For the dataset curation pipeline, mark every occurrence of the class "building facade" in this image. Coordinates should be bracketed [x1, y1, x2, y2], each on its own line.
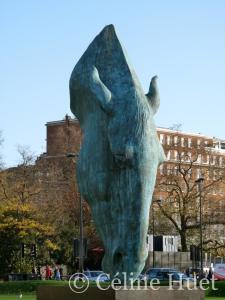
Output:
[37, 115, 225, 253]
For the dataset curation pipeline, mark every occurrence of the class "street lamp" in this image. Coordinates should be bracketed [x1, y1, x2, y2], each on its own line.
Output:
[152, 199, 161, 268]
[195, 177, 204, 278]
[66, 153, 84, 273]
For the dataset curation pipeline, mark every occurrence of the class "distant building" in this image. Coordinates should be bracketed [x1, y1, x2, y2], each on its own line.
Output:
[38, 114, 82, 160]
[146, 234, 179, 252]
[41, 115, 225, 168]
[37, 115, 225, 249]
[154, 127, 225, 249]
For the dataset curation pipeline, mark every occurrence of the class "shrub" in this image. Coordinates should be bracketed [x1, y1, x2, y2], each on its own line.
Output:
[206, 281, 225, 297]
[0, 280, 67, 294]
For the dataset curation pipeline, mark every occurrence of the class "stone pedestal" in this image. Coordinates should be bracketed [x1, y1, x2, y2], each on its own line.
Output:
[37, 286, 204, 300]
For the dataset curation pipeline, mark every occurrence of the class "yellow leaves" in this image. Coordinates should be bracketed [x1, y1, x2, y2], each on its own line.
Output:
[18, 230, 27, 238]
[44, 239, 59, 251]
[0, 175, 55, 241]
[0, 216, 54, 237]
[2, 202, 34, 214]
[0, 161, 64, 270]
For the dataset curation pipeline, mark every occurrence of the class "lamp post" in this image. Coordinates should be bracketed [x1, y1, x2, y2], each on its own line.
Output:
[152, 204, 155, 268]
[195, 177, 204, 278]
[152, 199, 161, 268]
[78, 192, 84, 273]
[67, 153, 84, 273]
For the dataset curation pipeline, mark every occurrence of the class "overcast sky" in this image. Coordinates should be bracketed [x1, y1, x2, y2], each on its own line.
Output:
[1, 0, 225, 166]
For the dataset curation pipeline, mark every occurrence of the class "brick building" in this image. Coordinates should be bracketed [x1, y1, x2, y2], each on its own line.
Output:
[156, 127, 225, 199]
[40, 114, 82, 159]
[37, 115, 225, 252]
[40, 115, 225, 189]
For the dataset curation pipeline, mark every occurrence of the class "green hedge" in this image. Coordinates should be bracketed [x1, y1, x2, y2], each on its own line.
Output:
[0, 279, 170, 294]
[2, 279, 224, 296]
[206, 281, 225, 297]
[0, 280, 67, 294]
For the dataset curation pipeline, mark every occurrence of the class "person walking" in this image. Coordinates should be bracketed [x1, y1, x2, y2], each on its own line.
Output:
[207, 267, 213, 281]
[45, 265, 52, 280]
[59, 266, 63, 280]
[55, 267, 61, 280]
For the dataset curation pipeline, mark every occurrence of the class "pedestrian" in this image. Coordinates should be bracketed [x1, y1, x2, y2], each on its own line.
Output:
[207, 267, 213, 281]
[45, 265, 52, 280]
[55, 267, 61, 280]
[59, 266, 63, 280]
[185, 268, 190, 277]
[53, 267, 57, 279]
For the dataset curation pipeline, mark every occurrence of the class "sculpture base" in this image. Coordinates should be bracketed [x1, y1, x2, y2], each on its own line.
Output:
[37, 286, 204, 300]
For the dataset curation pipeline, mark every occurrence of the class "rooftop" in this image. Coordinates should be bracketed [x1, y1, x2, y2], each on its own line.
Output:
[45, 115, 225, 147]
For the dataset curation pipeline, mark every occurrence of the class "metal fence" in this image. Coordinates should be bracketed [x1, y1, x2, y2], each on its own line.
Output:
[146, 251, 192, 271]
[146, 251, 225, 271]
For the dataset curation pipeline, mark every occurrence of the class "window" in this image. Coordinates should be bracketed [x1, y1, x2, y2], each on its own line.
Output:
[188, 152, 192, 161]
[167, 135, 171, 145]
[197, 154, 201, 163]
[187, 168, 192, 176]
[181, 137, 184, 147]
[181, 151, 185, 161]
[167, 167, 171, 175]
[164, 165, 167, 175]
[160, 134, 164, 144]
[168, 238, 173, 245]
[167, 150, 171, 160]
[188, 138, 192, 148]
[174, 166, 178, 175]
[174, 150, 178, 160]
[159, 164, 164, 175]
[196, 168, 201, 178]
[174, 136, 178, 145]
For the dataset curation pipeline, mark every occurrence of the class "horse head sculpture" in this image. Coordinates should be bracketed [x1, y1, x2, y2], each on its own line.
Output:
[69, 24, 165, 281]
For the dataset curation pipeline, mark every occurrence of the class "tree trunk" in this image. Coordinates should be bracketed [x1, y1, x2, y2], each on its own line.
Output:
[180, 230, 188, 252]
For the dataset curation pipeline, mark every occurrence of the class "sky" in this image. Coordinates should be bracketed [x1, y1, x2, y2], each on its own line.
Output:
[1, 0, 225, 167]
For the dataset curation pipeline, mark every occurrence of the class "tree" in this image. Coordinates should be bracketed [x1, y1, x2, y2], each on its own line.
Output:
[0, 146, 57, 273]
[0, 143, 104, 273]
[154, 133, 225, 252]
[0, 131, 4, 170]
[35, 155, 100, 269]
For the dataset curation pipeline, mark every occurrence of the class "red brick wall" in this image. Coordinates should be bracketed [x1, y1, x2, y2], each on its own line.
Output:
[46, 117, 82, 156]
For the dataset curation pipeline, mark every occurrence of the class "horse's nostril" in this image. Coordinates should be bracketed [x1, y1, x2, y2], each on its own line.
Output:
[113, 251, 123, 266]
[113, 153, 133, 169]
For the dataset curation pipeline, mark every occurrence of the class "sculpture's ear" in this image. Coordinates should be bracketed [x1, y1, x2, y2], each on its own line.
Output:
[90, 66, 114, 116]
[146, 75, 160, 115]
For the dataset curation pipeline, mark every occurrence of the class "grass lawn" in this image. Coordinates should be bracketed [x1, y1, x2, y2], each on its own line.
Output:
[206, 298, 225, 300]
[0, 295, 224, 300]
[0, 295, 36, 300]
